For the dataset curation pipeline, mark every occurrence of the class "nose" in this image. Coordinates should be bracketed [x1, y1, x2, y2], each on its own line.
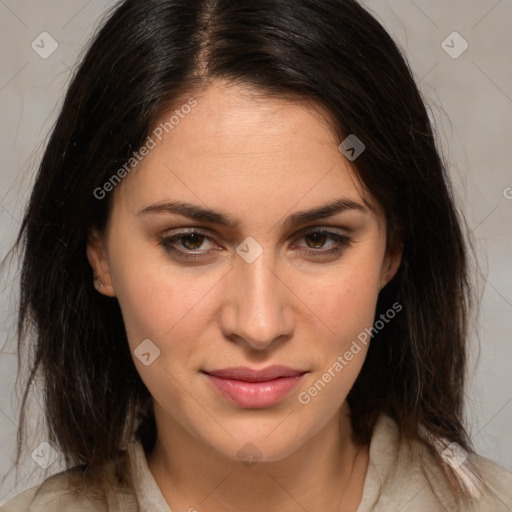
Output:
[219, 249, 295, 351]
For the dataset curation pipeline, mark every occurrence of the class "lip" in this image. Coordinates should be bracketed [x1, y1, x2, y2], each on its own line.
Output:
[202, 366, 308, 408]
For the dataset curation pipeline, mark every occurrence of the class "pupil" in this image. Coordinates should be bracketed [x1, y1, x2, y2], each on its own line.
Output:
[307, 233, 326, 248]
[183, 234, 204, 250]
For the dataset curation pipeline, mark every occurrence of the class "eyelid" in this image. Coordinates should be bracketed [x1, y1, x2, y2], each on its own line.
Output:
[160, 225, 350, 244]
[298, 225, 350, 236]
[162, 226, 213, 238]
[159, 225, 352, 260]
[290, 227, 352, 251]
[159, 227, 220, 258]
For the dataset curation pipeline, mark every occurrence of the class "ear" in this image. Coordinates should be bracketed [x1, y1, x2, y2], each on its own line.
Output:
[86, 227, 116, 297]
[379, 241, 403, 291]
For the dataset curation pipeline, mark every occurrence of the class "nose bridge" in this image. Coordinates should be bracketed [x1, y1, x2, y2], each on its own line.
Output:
[224, 242, 292, 349]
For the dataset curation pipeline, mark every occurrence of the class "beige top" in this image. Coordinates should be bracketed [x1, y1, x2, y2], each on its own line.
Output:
[2, 414, 511, 511]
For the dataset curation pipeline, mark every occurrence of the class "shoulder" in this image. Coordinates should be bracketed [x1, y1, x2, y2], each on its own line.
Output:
[1, 466, 102, 512]
[463, 451, 512, 511]
[412, 422, 512, 511]
[365, 414, 512, 512]
[1, 454, 138, 512]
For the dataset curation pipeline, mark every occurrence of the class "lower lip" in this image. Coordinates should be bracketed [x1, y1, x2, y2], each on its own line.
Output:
[204, 373, 306, 408]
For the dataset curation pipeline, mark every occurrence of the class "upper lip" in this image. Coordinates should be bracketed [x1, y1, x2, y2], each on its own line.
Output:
[203, 365, 307, 382]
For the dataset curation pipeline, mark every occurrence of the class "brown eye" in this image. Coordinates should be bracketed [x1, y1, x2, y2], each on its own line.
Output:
[159, 228, 217, 260]
[180, 233, 206, 250]
[293, 228, 352, 258]
[304, 232, 329, 249]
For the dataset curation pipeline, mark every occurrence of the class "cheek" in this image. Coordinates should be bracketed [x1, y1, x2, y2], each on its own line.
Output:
[295, 260, 381, 348]
[110, 254, 218, 410]
[294, 268, 379, 412]
[109, 238, 219, 352]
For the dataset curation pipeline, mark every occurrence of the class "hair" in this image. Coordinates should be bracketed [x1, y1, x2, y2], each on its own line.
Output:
[8, 0, 478, 502]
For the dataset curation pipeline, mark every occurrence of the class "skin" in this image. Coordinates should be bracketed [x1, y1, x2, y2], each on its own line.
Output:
[87, 80, 402, 512]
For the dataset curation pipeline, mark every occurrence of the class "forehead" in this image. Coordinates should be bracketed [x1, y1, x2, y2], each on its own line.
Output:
[112, 81, 376, 222]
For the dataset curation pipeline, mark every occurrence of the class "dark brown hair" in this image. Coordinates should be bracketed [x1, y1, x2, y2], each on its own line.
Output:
[9, 0, 476, 500]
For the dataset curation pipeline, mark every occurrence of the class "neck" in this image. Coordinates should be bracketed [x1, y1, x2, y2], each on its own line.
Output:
[146, 403, 370, 512]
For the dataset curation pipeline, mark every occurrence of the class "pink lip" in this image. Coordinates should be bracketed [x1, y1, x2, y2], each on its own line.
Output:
[202, 366, 307, 408]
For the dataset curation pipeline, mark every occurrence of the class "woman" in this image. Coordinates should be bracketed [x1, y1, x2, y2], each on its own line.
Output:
[2, 0, 511, 511]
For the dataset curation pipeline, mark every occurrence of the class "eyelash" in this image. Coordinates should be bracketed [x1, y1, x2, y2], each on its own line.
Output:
[159, 227, 352, 261]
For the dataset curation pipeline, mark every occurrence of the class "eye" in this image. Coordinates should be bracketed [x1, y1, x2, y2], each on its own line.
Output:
[159, 229, 218, 260]
[159, 227, 353, 262]
[292, 228, 352, 257]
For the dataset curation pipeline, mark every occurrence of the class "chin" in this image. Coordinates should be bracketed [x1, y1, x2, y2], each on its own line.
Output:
[199, 419, 312, 465]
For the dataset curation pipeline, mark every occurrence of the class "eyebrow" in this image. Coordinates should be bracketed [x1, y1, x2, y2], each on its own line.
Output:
[138, 197, 368, 229]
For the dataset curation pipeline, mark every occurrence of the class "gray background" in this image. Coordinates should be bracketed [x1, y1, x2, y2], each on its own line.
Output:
[1, 0, 511, 505]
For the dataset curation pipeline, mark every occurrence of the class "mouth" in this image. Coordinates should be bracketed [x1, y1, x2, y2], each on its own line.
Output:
[201, 366, 308, 408]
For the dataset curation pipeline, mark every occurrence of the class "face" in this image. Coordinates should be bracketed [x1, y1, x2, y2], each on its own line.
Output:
[87, 80, 401, 463]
